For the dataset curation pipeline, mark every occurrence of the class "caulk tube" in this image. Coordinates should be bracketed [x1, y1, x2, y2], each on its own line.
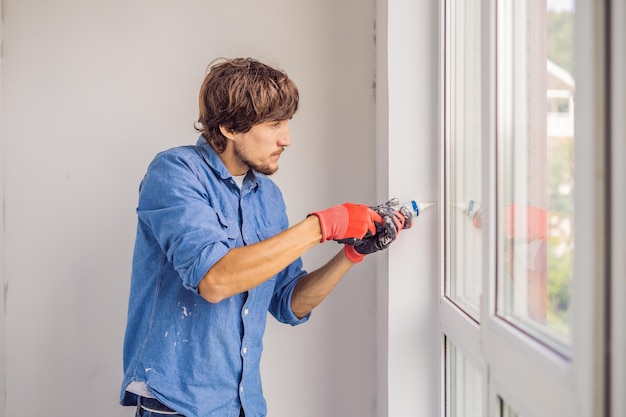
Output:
[387, 198, 437, 218]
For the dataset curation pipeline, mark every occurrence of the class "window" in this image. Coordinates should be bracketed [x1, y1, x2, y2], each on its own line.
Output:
[441, 0, 610, 416]
[445, 338, 483, 417]
[445, 0, 483, 321]
[496, 0, 574, 354]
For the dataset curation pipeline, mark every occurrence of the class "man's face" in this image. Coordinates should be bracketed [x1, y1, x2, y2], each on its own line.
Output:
[231, 120, 291, 175]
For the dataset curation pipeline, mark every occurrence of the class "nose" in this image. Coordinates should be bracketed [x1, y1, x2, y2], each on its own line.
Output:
[278, 123, 291, 147]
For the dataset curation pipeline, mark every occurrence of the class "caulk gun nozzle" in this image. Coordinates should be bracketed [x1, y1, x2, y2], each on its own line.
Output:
[418, 201, 437, 210]
[416, 201, 437, 215]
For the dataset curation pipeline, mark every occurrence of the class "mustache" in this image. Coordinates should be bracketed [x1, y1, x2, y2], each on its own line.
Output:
[272, 147, 285, 155]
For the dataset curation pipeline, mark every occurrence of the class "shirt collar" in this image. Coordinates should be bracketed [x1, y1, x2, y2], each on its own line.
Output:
[195, 136, 259, 190]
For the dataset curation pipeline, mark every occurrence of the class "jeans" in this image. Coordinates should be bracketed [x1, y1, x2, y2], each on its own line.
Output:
[134, 396, 245, 417]
[135, 396, 183, 417]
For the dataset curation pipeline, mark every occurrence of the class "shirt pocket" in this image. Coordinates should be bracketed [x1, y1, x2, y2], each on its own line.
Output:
[214, 210, 240, 246]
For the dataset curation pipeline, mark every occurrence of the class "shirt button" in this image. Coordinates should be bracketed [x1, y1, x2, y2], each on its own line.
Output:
[242, 347, 247, 354]
[243, 309, 249, 316]
[240, 385, 244, 393]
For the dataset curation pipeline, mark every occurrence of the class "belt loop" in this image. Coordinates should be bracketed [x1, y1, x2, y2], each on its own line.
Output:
[136, 397, 144, 417]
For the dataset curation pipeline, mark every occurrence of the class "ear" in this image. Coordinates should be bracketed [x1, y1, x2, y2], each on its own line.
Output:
[219, 125, 236, 140]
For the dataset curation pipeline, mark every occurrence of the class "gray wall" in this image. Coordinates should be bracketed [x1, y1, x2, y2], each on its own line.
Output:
[1, 0, 441, 416]
[2, 1, 377, 416]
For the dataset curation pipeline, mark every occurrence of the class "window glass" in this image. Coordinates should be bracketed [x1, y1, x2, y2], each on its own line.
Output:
[445, 0, 483, 320]
[496, 0, 575, 351]
[446, 338, 483, 417]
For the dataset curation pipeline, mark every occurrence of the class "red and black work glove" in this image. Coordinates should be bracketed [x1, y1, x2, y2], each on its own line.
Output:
[341, 199, 413, 263]
[309, 203, 383, 243]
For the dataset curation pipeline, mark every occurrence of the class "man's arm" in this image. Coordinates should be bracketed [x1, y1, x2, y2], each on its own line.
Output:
[289, 202, 412, 318]
[290, 250, 355, 319]
[198, 215, 322, 303]
[198, 202, 382, 304]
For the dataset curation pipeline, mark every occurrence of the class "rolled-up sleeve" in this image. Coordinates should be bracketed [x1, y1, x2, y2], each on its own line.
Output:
[268, 258, 311, 326]
[136, 151, 229, 292]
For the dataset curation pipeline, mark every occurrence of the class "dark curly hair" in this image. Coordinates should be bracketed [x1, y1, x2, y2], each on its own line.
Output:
[195, 58, 300, 153]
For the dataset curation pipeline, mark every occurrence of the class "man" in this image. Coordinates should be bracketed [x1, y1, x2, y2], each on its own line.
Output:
[120, 57, 411, 417]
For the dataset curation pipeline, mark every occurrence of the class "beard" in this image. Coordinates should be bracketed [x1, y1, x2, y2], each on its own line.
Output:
[233, 143, 279, 176]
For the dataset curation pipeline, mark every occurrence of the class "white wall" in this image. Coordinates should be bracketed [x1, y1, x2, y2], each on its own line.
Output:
[379, 1, 441, 416]
[2, 1, 378, 416]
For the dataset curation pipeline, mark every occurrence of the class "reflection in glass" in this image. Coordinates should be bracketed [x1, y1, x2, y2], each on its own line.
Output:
[446, 338, 483, 417]
[496, 0, 575, 351]
[446, 0, 483, 320]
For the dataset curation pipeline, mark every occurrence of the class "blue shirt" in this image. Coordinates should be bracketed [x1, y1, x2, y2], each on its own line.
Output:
[120, 136, 310, 417]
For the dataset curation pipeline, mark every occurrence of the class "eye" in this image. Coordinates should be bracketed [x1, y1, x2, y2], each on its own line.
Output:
[270, 121, 281, 128]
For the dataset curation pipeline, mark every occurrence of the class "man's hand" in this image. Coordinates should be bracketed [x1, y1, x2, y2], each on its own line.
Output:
[382, 197, 413, 230]
[342, 199, 413, 263]
[309, 203, 383, 243]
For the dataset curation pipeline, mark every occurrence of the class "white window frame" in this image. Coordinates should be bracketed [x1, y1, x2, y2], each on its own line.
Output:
[439, 0, 612, 416]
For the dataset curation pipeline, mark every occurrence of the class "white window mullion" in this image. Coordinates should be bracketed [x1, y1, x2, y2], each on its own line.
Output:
[572, 1, 610, 416]
[481, 0, 498, 416]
